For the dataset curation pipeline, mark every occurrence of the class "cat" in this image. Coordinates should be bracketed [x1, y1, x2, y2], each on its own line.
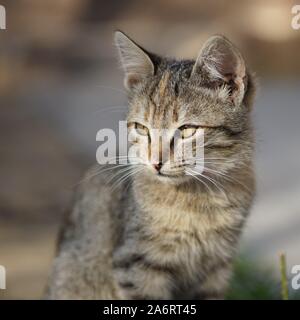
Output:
[45, 31, 256, 299]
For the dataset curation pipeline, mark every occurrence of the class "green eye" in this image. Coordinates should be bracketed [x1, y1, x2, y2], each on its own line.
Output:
[180, 125, 197, 139]
[135, 123, 149, 136]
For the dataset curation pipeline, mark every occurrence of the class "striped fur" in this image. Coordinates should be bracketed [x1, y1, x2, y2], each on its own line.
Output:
[45, 33, 256, 300]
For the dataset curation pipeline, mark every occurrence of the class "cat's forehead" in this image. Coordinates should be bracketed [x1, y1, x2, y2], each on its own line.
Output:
[128, 78, 181, 128]
[151, 60, 193, 96]
[127, 64, 191, 126]
[127, 62, 235, 128]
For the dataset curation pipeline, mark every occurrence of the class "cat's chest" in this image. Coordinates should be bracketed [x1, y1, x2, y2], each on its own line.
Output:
[135, 207, 209, 274]
[146, 207, 201, 232]
[137, 203, 239, 265]
[141, 207, 208, 252]
[140, 197, 228, 237]
[133, 188, 238, 267]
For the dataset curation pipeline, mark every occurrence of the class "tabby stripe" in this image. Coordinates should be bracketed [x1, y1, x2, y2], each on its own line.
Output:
[118, 281, 136, 289]
[112, 254, 144, 269]
[140, 260, 176, 275]
[113, 254, 175, 275]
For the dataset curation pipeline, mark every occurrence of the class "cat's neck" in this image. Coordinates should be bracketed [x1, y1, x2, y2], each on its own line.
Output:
[132, 173, 230, 214]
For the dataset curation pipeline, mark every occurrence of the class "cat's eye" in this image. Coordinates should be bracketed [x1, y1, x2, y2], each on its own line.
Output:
[180, 125, 198, 139]
[135, 123, 149, 136]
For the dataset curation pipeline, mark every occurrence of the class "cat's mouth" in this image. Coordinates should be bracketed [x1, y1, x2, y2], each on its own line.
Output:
[149, 162, 188, 179]
[154, 169, 187, 180]
[157, 172, 178, 178]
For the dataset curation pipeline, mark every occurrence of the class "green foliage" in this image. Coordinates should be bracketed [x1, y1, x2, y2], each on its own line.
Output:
[279, 253, 289, 300]
[226, 257, 300, 300]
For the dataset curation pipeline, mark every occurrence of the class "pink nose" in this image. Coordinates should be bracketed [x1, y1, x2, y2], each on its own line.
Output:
[153, 163, 162, 172]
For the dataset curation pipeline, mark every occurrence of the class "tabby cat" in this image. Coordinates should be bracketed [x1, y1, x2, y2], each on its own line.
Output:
[45, 31, 256, 299]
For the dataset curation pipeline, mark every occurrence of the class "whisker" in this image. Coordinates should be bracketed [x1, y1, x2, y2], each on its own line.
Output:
[188, 168, 227, 199]
[107, 165, 136, 185]
[202, 166, 252, 192]
[71, 164, 130, 188]
[185, 168, 213, 194]
[110, 166, 143, 191]
[97, 155, 140, 164]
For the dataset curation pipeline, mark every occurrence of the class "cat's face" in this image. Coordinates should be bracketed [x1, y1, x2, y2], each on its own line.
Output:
[115, 32, 255, 184]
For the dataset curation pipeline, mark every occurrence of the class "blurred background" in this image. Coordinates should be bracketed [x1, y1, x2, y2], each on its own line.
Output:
[0, 0, 300, 299]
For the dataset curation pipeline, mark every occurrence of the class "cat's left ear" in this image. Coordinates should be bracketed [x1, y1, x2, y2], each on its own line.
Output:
[192, 35, 247, 106]
[114, 31, 154, 91]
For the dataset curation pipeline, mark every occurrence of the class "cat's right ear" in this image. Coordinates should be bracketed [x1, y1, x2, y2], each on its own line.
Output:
[114, 31, 154, 91]
[191, 35, 247, 106]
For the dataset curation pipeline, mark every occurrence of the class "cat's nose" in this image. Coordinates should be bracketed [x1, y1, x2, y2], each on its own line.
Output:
[153, 162, 162, 172]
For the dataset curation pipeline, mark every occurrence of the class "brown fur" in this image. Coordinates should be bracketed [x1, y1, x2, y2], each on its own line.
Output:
[45, 32, 256, 299]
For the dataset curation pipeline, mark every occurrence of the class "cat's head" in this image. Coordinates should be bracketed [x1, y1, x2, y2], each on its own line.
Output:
[114, 31, 255, 184]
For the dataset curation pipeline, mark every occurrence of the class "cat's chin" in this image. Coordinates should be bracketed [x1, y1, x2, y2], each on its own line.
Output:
[156, 174, 189, 185]
[147, 171, 191, 185]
